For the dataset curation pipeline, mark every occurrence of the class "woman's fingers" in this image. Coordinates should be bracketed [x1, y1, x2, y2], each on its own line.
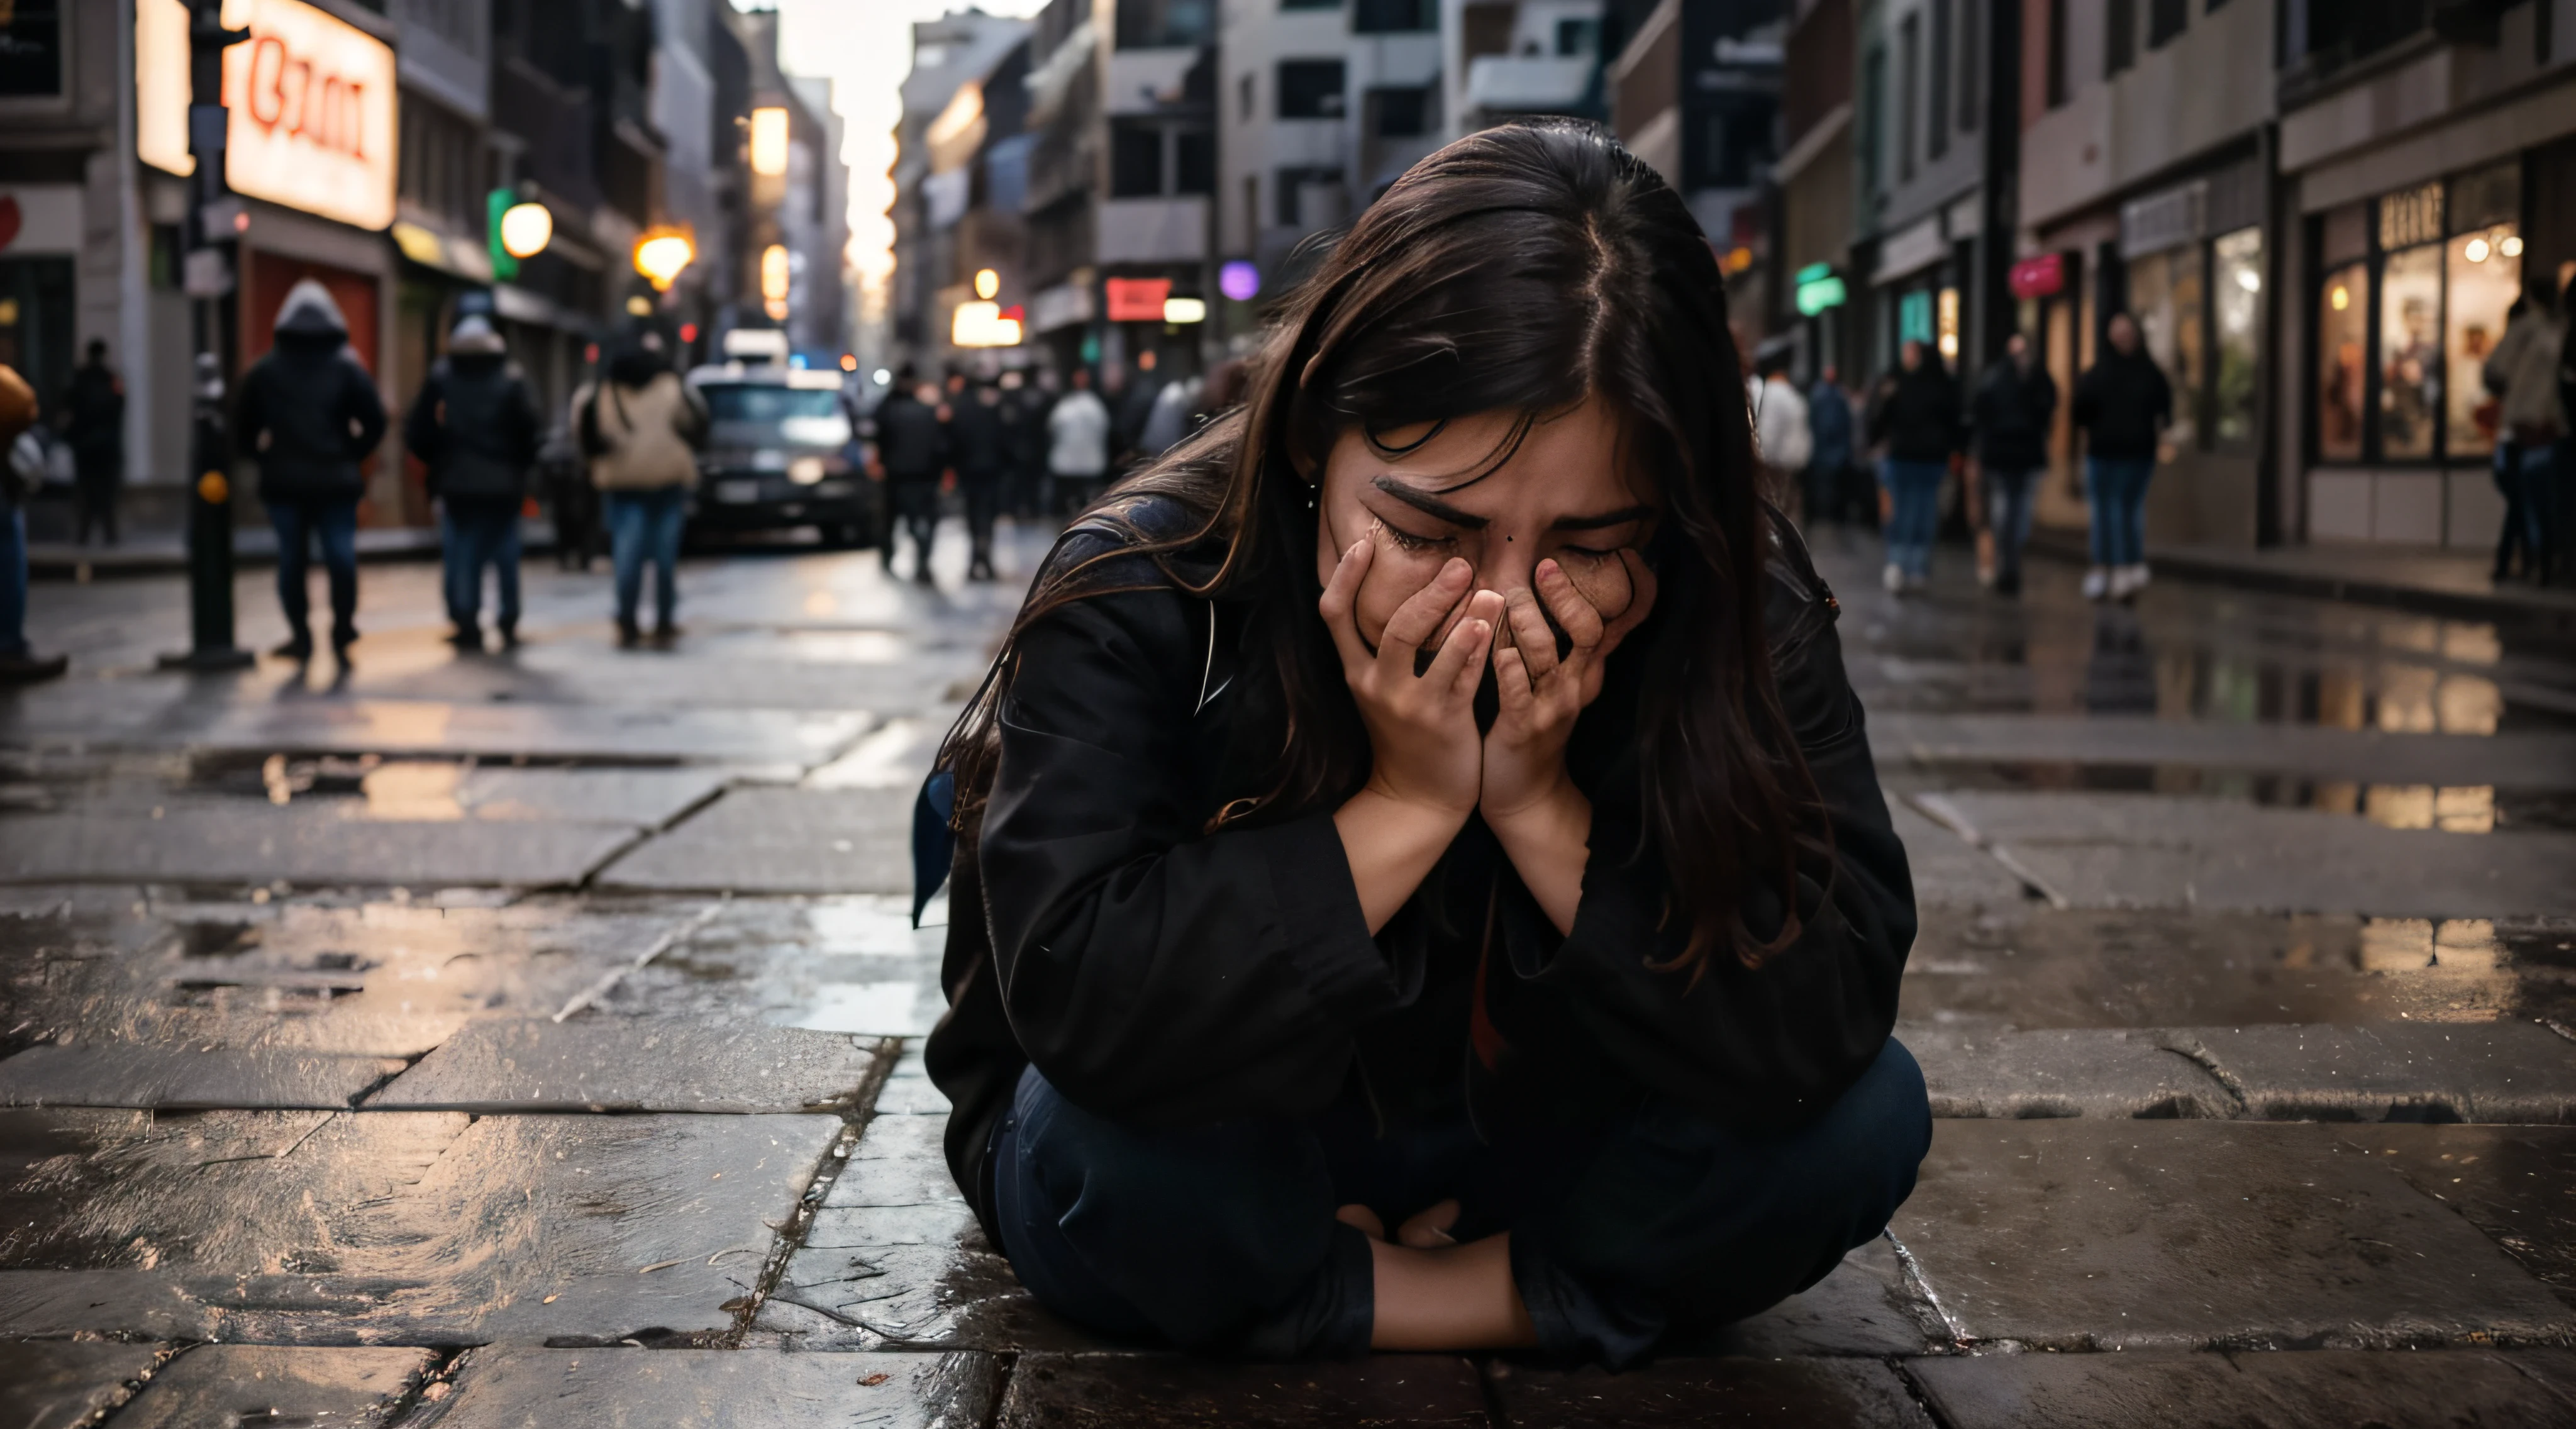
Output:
[1597, 550, 1658, 655]
[1317, 539, 1374, 669]
[1502, 586, 1560, 682]
[1335, 1203, 1387, 1242]
[1396, 1198, 1461, 1249]
[1424, 589, 1501, 696]
[1379, 557, 1473, 660]
[1535, 559, 1606, 655]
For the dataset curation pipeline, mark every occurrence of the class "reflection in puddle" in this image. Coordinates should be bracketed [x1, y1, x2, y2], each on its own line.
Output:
[782, 979, 924, 1036]
[1955, 762, 2546, 831]
[359, 762, 467, 821]
[779, 629, 908, 664]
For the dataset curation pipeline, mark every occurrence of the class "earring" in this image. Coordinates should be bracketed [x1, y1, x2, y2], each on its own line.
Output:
[1304, 484, 1318, 511]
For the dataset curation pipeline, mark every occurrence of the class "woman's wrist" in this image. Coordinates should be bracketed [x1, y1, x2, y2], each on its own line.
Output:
[1484, 776, 1592, 937]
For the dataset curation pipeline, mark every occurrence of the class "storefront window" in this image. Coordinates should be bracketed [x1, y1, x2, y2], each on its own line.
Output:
[2168, 246, 2205, 450]
[2443, 223, 2520, 459]
[2318, 262, 2367, 461]
[2377, 243, 2442, 460]
[2212, 228, 2261, 447]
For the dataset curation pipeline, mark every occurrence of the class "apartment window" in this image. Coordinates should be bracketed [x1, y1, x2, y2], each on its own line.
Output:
[1238, 72, 1254, 122]
[1111, 124, 1165, 197]
[1276, 165, 1342, 227]
[1959, 0, 1980, 133]
[2211, 227, 2262, 447]
[1116, 0, 1214, 48]
[1371, 86, 1430, 138]
[2045, 0, 2069, 107]
[1860, 45, 1887, 194]
[1897, 13, 1919, 182]
[1557, 18, 1599, 55]
[2148, 0, 2187, 47]
[0, 0, 63, 97]
[1701, 97, 1772, 189]
[1175, 130, 1216, 195]
[1277, 59, 1346, 118]
[2106, 0, 2136, 75]
[1353, 0, 1435, 32]
[1929, 0, 1952, 160]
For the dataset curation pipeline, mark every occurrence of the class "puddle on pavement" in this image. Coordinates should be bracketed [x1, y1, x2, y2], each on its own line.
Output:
[1926, 761, 2575, 833]
[597, 896, 943, 1038]
[1901, 905, 2576, 1030]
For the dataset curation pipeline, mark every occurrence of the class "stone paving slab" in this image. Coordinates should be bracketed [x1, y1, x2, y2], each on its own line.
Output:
[0, 1043, 405, 1109]
[1901, 1348, 2576, 1428]
[0, 1107, 838, 1344]
[0, 1337, 167, 1428]
[2335, 1124, 2576, 1296]
[992, 1354, 1491, 1428]
[1873, 711, 2576, 791]
[364, 1018, 880, 1113]
[1887, 1120, 2576, 1350]
[596, 788, 914, 895]
[193, 699, 870, 770]
[1904, 1026, 2238, 1120]
[424, 1347, 999, 1428]
[2165, 1021, 2576, 1123]
[0, 808, 640, 888]
[111, 1345, 435, 1428]
[1489, 1356, 1935, 1427]
[597, 895, 947, 1037]
[1692, 1237, 1946, 1358]
[1914, 791, 2576, 919]
[1890, 804, 2031, 909]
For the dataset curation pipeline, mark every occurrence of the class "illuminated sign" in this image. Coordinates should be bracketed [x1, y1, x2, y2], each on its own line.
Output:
[136, 0, 397, 232]
[1104, 276, 1170, 322]
[952, 301, 1022, 348]
[750, 107, 791, 177]
[1792, 262, 1846, 317]
[2007, 253, 2065, 300]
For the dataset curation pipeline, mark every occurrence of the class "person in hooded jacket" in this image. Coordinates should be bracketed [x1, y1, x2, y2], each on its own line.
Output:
[577, 326, 708, 646]
[408, 314, 543, 650]
[236, 279, 389, 662]
[1968, 333, 2057, 598]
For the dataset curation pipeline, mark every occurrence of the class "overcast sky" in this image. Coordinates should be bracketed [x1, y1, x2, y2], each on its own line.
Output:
[738, 0, 1049, 289]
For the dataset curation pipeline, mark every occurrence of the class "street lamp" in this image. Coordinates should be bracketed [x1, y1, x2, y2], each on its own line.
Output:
[499, 201, 552, 260]
[635, 230, 696, 292]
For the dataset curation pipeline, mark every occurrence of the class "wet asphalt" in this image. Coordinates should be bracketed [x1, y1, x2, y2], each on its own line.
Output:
[1, 515, 2573, 1426]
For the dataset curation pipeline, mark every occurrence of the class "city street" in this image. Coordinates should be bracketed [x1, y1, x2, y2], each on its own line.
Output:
[3, 519, 2573, 1426]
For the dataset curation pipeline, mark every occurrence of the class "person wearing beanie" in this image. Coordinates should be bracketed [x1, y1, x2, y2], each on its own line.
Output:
[235, 279, 389, 662]
[407, 313, 543, 650]
[573, 323, 708, 647]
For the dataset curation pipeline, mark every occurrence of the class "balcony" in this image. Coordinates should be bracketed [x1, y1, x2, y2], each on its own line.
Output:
[1097, 195, 1208, 264]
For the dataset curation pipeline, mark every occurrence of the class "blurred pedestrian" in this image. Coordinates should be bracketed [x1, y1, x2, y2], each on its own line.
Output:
[2072, 313, 2172, 603]
[1046, 367, 1110, 515]
[950, 375, 1009, 582]
[1197, 358, 1248, 431]
[236, 280, 387, 664]
[1109, 353, 1159, 473]
[58, 340, 125, 547]
[577, 327, 708, 647]
[1969, 332, 2057, 598]
[2485, 277, 2565, 584]
[1137, 369, 1202, 460]
[870, 364, 946, 583]
[1750, 353, 1811, 507]
[1865, 339, 1963, 594]
[408, 314, 542, 650]
[1805, 364, 1855, 525]
[997, 369, 1043, 520]
[0, 362, 65, 683]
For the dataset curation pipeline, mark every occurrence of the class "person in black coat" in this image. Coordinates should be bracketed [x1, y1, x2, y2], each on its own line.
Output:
[868, 364, 947, 582]
[59, 341, 125, 547]
[948, 376, 1010, 581]
[236, 279, 389, 662]
[1863, 340, 1963, 592]
[1968, 333, 2057, 597]
[919, 123, 1925, 1369]
[408, 314, 543, 649]
[2070, 313, 2172, 601]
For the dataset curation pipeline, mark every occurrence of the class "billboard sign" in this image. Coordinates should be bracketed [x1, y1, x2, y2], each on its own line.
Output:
[136, 0, 398, 233]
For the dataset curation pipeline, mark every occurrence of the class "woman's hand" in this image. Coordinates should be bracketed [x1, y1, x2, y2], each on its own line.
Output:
[1481, 551, 1656, 935]
[1323, 541, 1501, 933]
[1320, 541, 1499, 817]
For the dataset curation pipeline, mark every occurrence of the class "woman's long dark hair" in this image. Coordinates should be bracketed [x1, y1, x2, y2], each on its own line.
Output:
[940, 120, 1824, 976]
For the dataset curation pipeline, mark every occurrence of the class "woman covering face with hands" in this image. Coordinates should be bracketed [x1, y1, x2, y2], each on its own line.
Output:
[924, 121, 1929, 1369]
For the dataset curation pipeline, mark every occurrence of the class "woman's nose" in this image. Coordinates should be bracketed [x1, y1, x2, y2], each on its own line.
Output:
[1472, 540, 1540, 598]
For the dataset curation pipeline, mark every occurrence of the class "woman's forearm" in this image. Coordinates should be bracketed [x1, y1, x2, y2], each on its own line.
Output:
[1485, 779, 1592, 935]
[1333, 786, 1469, 934]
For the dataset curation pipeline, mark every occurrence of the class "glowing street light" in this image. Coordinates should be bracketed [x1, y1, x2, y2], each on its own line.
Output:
[952, 301, 1022, 347]
[750, 107, 790, 177]
[1162, 296, 1207, 324]
[974, 268, 1000, 300]
[498, 201, 553, 260]
[634, 230, 696, 291]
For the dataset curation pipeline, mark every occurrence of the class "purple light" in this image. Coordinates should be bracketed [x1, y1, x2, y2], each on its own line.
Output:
[1219, 260, 1261, 303]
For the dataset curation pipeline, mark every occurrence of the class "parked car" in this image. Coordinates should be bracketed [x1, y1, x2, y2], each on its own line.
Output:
[684, 364, 872, 548]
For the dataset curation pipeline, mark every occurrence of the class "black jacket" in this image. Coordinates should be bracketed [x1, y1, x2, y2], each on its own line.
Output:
[237, 333, 389, 503]
[60, 364, 125, 465]
[948, 389, 1009, 474]
[405, 353, 542, 503]
[1970, 359, 2057, 471]
[924, 499, 1917, 1242]
[2072, 349, 2172, 460]
[874, 391, 947, 482]
[1866, 364, 1965, 464]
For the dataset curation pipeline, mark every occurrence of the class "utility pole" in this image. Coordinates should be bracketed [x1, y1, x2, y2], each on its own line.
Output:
[159, 0, 254, 671]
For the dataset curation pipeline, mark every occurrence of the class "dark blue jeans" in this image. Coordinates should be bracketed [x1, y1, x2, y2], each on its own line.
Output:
[441, 496, 523, 630]
[2086, 457, 2155, 567]
[604, 487, 687, 630]
[0, 506, 26, 657]
[269, 496, 360, 643]
[1879, 459, 1946, 577]
[992, 1038, 1929, 1369]
[1984, 465, 2038, 584]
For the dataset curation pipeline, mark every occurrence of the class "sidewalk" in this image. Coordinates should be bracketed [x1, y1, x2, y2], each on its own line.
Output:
[2029, 527, 2576, 630]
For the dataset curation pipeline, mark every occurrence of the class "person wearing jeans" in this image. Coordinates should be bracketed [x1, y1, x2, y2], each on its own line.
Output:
[576, 325, 707, 646]
[408, 313, 541, 649]
[1968, 333, 2055, 598]
[1864, 339, 1963, 591]
[441, 498, 525, 639]
[604, 486, 687, 638]
[0, 362, 65, 683]
[2071, 313, 2172, 602]
[233, 280, 388, 661]
[267, 497, 361, 652]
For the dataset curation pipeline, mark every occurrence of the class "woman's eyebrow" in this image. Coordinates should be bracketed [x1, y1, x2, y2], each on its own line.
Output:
[1371, 475, 1487, 528]
[1550, 504, 1655, 532]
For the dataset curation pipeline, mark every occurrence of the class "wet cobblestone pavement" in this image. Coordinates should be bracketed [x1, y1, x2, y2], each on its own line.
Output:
[4, 521, 2575, 1426]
